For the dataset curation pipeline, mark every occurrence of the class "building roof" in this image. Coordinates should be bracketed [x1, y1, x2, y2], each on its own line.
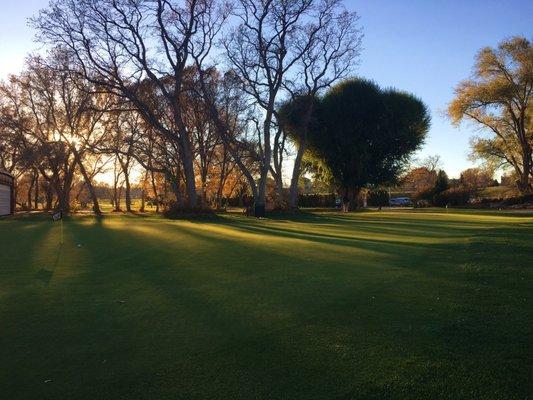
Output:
[0, 171, 14, 185]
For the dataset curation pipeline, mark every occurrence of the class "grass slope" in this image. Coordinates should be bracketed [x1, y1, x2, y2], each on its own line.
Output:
[0, 210, 531, 399]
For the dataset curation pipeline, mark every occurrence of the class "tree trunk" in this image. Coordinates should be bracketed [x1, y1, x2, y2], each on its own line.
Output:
[27, 175, 35, 211]
[139, 171, 147, 212]
[215, 186, 223, 210]
[112, 160, 121, 212]
[341, 187, 361, 212]
[273, 172, 284, 209]
[255, 112, 273, 217]
[58, 184, 71, 214]
[288, 103, 313, 210]
[166, 171, 183, 208]
[180, 135, 197, 209]
[216, 152, 228, 210]
[271, 128, 286, 209]
[341, 187, 349, 212]
[151, 170, 159, 213]
[73, 149, 101, 215]
[118, 187, 123, 210]
[113, 181, 120, 212]
[34, 174, 39, 211]
[45, 183, 53, 211]
[124, 174, 131, 212]
[117, 157, 132, 212]
[140, 189, 145, 212]
[255, 164, 269, 217]
[353, 187, 362, 210]
[518, 148, 532, 193]
[238, 187, 244, 207]
[200, 167, 208, 208]
[288, 138, 306, 209]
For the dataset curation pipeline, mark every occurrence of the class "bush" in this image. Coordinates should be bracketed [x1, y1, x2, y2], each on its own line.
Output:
[226, 195, 254, 207]
[501, 193, 533, 206]
[163, 201, 218, 219]
[414, 187, 435, 202]
[298, 193, 337, 208]
[433, 187, 473, 207]
[455, 192, 533, 209]
[412, 170, 449, 206]
[367, 189, 389, 207]
[414, 199, 431, 208]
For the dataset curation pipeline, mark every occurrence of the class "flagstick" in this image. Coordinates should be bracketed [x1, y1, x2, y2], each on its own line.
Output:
[60, 217, 64, 245]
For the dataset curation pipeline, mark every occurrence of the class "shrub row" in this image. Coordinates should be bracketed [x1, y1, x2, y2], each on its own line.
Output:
[433, 187, 473, 207]
[367, 189, 390, 207]
[298, 193, 337, 208]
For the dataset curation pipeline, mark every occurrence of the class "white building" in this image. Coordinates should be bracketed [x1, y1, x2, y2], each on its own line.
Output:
[0, 171, 14, 216]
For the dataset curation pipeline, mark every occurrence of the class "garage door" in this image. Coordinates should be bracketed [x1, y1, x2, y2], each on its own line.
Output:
[0, 184, 11, 216]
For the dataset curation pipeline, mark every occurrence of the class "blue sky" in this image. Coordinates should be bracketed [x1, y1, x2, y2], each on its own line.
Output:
[349, 0, 532, 176]
[0, 0, 531, 177]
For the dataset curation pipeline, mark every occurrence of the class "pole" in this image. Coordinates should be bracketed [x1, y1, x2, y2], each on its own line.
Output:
[60, 216, 64, 245]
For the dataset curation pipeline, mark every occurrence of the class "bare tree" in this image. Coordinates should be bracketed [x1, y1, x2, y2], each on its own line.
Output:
[1, 71, 73, 212]
[192, 64, 261, 203]
[33, 0, 230, 208]
[0, 52, 111, 214]
[222, 0, 361, 215]
[416, 155, 443, 173]
[27, 54, 107, 214]
[0, 93, 29, 177]
[97, 107, 144, 212]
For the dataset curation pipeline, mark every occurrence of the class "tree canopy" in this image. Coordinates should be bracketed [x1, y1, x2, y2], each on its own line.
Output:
[448, 36, 532, 193]
[306, 79, 430, 209]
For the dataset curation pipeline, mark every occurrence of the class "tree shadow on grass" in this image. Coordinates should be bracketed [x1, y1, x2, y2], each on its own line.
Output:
[4, 214, 530, 400]
[0, 216, 56, 287]
[50, 218, 438, 399]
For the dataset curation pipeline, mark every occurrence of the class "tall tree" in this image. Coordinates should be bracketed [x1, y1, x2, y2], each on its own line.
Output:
[0, 52, 111, 214]
[1, 71, 73, 212]
[33, 0, 230, 208]
[0, 92, 29, 178]
[448, 37, 532, 193]
[278, 94, 320, 205]
[24, 54, 106, 214]
[222, 0, 359, 216]
[308, 79, 430, 210]
[434, 170, 450, 194]
[100, 110, 141, 212]
[278, 2, 361, 209]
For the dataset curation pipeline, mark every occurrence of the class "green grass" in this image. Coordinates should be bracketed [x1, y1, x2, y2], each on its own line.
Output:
[1, 209, 531, 399]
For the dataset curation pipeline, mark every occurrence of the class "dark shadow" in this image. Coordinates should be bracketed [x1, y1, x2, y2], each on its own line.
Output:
[2, 212, 530, 400]
[34, 268, 54, 285]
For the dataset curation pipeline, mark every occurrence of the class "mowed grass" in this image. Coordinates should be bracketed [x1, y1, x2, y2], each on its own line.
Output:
[0, 209, 531, 400]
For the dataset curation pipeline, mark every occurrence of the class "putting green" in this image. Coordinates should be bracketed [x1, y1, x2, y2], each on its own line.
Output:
[1, 209, 531, 399]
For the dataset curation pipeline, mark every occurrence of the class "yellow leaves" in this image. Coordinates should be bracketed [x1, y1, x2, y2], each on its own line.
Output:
[448, 37, 532, 183]
[450, 36, 531, 118]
